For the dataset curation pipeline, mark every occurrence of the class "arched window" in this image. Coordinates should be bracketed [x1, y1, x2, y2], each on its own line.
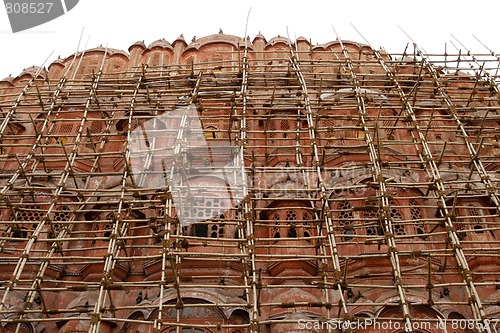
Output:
[160, 298, 227, 333]
[76, 58, 99, 77]
[390, 203, 405, 236]
[446, 311, 474, 333]
[450, 201, 496, 239]
[51, 204, 72, 237]
[167, 329, 208, 333]
[233, 203, 246, 239]
[280, 118, 290, 137]
[271, 219, 281, 239]
[0, 202, 38, 253]
[268, 207, 312, 240]
[426, 114, 457, 156]
[467, 204, 485, 234]
[379, 108, 396, 139]
[337, 200, 354, 241]
[266, 114, 307, 141]
[283, 210, 296, 238]
[150, 195, 184, 243]
[83, 120, 105, 150]
[363, 201, 382, 237]
[362, 199, 405, 236]
[318, 108, 362, 149]
[84, 204, 132, 245]
[2, 197, 75, 249]
[460, 202, 495, 239]
[151, 53, 161, 66]
[267, 116, 293, 139]
[209, 214, 225, 238]
[302, 213, 312, 238]
[0, 118, 25, 158]
[121, 311, 149, 333]
[191, 223, 208, 238]
[1, 322, 35, 333]
[184, 197, 227, 239]
[116, 113, 149, 132]
[35, 112, 108, 171]
[9, 203, 44, 238]
[90, 211, 116, 242]
[410, 198, 426, 239]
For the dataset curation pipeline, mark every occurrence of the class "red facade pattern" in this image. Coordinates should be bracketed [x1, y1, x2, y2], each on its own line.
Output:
[0, 32, 499, 332]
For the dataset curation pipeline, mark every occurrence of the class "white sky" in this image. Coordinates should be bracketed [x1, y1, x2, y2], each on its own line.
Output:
[1, 0, 499, 79]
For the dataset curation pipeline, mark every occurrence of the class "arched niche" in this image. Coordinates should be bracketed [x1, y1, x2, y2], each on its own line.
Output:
[30, 110, 113, 172]
[260, 199, 315, 242]
[259, 200, 317, 277]
[174, 175, 241, 243]
[263, 109, 309, 166]
[0, 185, 78, 256]
[120, 310, 150, 333]
[146, 294, 248, 333]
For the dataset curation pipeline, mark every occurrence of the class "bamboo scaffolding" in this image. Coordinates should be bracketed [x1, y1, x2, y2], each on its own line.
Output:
[367, 33, 496, 332]
[0, 35, 498, 333]
[288, 42, 349, 327]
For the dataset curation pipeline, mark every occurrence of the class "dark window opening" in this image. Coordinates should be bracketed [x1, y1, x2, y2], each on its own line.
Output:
[390, 206, 405, 236]
[272, 223, 281, 239]
[410, 199, 426, 239]
[366, 226, 378, 236]
[234, 229, 241, 239]
[193, 224, 208, 238]
[12, 228, 28, 239]
[270, 208, 313, 240]
[287, 226, 297, 238]
[210, 222, 225, 239]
